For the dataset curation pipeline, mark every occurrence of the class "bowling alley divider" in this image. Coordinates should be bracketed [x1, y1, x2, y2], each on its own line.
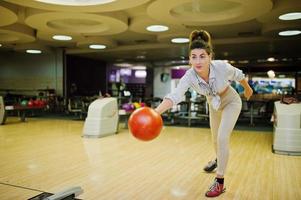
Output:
[27, 186, 83, 200]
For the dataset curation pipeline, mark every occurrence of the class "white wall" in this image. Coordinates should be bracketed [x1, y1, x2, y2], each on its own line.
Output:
[0, 49, 63, 96]
[153, 67, 171, 98]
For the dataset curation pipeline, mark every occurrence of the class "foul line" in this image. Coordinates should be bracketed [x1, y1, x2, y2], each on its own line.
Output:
[0, 181, 45, 193]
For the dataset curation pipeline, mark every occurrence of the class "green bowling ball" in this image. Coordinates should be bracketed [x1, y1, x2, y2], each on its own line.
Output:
[21, 100, 28, 106]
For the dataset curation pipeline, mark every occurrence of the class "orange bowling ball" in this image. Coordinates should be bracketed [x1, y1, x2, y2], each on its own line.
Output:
[128, 107, 163, 141]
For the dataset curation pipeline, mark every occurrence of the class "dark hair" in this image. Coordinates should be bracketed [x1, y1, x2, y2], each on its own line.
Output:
[189, 30, 213, 56]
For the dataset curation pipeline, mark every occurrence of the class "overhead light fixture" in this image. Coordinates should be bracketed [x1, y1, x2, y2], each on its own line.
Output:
[278, 30, 301, 36]
[26, 49, 42, 54]
[279, 12, 301, 20]
[146, 25, 169, 32]
[89, 44, 106, 49]
[267, 57, 275, 62]
[171, 38, 189, 43]
[0, 44, 2, 47]
[36, 0, 115, 6]
[52, 35, 72, 41]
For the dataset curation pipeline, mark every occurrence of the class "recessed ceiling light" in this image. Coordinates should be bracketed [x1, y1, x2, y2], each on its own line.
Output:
[26, 49, 42, 54]
[0, 44, 2, 47]
[89, 44, 106, 49]
[171, 38, 189, 43]
[267, 57, 275, 62]
[279, 30, 301, 36]
[36, 0, 115, 6]
[52, 35, 72, 41]
[279, 12, 301, 20]
[146, 25, 169, 32]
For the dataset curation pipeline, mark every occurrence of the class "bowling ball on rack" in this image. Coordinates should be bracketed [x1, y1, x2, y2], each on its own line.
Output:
[20, 100, 28, 106]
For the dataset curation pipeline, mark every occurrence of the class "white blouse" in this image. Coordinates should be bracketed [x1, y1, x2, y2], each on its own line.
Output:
[164, 60, 245, 110]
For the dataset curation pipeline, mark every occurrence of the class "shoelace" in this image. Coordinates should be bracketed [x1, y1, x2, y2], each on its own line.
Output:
[209, 181, 219, 191]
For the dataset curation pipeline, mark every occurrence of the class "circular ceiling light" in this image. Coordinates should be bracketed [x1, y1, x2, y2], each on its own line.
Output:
[146, 25, 169, 32]
[0, 44, 2, 47]
[278, 30, 301, 36]
[36, 0, 116, 6]
[279, 12, 301, 20]
[26, 49, 42, 54]
[171, 38, 189, 43]
[89, 44, 106, 49]
[52, 35, 72, 41]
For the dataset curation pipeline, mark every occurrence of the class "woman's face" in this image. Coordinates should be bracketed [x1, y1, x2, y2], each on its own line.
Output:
[189, 48, 211, 74]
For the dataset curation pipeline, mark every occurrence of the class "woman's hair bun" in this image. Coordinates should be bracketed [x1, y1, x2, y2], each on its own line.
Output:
[190, 30, 211, 44]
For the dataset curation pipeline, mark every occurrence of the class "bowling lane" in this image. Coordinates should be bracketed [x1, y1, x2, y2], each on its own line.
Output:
[0, 183, 41, 200]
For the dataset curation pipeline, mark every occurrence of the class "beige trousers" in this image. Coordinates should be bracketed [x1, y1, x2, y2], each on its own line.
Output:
[207, 86, 242, 176]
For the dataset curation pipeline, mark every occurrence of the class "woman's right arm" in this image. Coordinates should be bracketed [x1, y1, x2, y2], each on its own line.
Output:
[154, 98, 173, 114]
[154, 71, 191, 115]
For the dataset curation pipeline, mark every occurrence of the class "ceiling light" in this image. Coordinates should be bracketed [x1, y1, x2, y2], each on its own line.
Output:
[52, 35, 72, 41]
[267, 57, 275, 62]
[171, 38, 189, 43]
[146, 25, 169, 32]
[0, 44, 2, 47]
[26, 49, 42, 54]
[279, 12, 301, 20]
[36, 0, 115, 6]
[89, 44, 106, 49]
[278, 30, 301, 36]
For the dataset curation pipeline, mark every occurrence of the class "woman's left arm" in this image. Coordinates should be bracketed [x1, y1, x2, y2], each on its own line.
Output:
[239, 78, 253, 100]
[224, 61, 253, 100]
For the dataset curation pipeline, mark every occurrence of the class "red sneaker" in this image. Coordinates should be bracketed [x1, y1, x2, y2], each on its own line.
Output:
[205, 179, 226, 197]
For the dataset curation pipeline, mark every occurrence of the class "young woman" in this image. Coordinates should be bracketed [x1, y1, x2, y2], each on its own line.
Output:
[155, 30, 253, 197]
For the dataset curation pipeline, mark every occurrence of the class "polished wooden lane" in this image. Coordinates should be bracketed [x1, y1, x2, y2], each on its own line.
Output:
[0, 117, 300, 200]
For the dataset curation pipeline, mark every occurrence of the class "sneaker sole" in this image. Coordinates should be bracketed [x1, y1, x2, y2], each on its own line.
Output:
[205, 188, 226, 198]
